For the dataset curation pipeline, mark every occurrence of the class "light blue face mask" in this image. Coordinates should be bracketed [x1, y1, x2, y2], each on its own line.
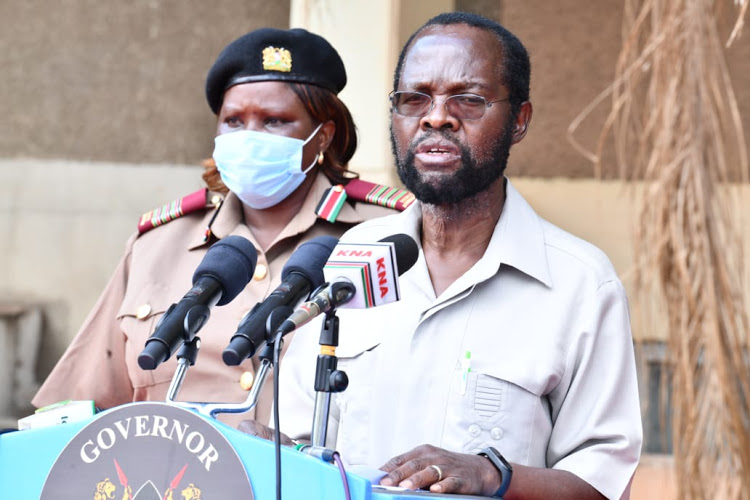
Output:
[212, 123, 323, 209]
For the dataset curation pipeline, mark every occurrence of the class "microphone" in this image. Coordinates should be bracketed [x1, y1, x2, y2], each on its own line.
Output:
[276, 234, 419, 336]
[221, 235, 339, 366]
[137, 235, 258, 370]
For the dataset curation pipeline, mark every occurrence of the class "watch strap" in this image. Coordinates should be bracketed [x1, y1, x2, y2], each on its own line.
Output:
[478, 447, 513, 498]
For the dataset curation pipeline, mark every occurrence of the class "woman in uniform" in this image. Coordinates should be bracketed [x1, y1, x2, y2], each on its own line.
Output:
[33, 27, 412, 428]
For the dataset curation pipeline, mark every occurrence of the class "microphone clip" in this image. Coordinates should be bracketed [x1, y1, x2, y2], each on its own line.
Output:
[311, 308, 349, 448]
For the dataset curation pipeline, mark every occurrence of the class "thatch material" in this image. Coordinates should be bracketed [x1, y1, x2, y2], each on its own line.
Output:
[569, 0, 749, 498]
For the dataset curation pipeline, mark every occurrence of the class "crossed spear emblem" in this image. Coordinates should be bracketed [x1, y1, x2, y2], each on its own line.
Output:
[114, 459, 188, 500]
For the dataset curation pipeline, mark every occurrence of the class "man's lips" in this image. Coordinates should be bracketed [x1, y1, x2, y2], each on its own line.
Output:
[413, 139, 461, 166]
[414, 139, 460, 155]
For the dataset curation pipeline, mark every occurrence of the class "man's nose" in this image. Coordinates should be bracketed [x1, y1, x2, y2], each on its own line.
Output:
[420, 98, 459, 130]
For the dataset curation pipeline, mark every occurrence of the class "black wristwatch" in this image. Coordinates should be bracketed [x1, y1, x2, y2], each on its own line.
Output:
[478, 447, 513, 498]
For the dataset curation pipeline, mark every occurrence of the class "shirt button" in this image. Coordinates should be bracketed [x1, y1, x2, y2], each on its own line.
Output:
[253, 264, 268, 281]
[490, 427, 504, 440]
[135, 303, 151, 319]
[468, 424, 481, 437]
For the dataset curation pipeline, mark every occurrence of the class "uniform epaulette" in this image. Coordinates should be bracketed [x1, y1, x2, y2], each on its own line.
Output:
[137, 188, 221, 234]
[315, 178, 416, 222]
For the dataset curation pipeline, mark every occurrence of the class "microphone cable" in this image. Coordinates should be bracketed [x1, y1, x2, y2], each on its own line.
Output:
[332, 451, 352, 500]
[272, 329, 284, 500]
[271, 327, 352, 500]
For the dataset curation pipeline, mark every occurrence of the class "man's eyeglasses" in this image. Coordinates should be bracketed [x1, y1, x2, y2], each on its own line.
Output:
[389, 91, 510, 120]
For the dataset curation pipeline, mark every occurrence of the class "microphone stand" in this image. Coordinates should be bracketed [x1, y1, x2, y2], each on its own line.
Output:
[311, 309, 349, 448]
[165, 336, 201, 402]
[166, 346, 275, 418]
[165, 307, 293, 419]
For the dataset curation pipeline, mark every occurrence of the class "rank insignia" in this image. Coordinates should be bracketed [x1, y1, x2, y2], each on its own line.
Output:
[262, 46, 292, 72]
[346, 179, 416, 211]
[316, 179, 415, 222]
[137, 188, 213, 234]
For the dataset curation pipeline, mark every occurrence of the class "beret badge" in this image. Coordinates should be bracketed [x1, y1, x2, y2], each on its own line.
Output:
[262, 46, 292, 73]
[205, 28, 347, 114]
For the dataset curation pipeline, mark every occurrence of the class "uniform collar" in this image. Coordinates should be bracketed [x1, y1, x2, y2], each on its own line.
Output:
[317, 177, 368, 225]
[187, 172, 366, 250]
[187, 191, 243, 250]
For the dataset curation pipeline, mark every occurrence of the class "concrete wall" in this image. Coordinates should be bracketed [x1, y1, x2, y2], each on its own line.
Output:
[0, 0, 290, 164]
[2, 1, 747, 170]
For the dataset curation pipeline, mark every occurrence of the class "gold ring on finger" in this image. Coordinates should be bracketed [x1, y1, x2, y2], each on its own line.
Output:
[428, 464, 443, 482]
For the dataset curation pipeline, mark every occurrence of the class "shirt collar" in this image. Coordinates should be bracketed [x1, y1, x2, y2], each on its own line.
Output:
[480, 178, 552, 287]
[400, 178, 553, 290]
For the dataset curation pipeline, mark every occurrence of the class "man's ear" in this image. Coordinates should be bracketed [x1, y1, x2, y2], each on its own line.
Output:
[511, 101, 532, 145]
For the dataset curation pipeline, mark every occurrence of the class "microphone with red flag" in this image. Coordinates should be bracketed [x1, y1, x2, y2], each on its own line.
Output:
[275, 234, 419, 336]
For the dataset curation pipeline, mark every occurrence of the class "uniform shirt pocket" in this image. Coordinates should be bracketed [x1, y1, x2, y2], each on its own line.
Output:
[117, 281, 180, 390]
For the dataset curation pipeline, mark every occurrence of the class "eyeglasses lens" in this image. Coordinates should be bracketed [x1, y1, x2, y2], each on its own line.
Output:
[392, 92, 488, 119]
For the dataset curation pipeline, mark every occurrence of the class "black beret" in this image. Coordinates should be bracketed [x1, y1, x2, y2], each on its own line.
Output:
[205, 28, 347, 114]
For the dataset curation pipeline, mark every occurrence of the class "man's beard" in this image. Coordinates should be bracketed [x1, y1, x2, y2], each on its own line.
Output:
[391, 121, 514, 205]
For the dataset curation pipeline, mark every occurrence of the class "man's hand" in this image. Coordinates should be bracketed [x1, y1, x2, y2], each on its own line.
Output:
[237, 420, 296, 446]
[380, 444, 608, 500]
[379, 444, 501, 496]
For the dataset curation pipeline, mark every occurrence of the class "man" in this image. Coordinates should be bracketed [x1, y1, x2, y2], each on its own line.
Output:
[245, 12, 642, 499]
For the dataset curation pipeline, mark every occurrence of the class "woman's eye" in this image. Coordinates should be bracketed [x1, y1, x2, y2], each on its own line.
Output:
[264, 117, 287, 127]
[225, 117, 242, 127]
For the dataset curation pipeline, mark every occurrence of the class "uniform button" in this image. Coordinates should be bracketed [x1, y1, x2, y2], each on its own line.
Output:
[253, 264, 268, 281]
[210, 194, 223, 206]
[468, 424, 481, 437]
[135, 303, 151, 319]
[490, 427, 504, 440]
[240, 372, 254, 391]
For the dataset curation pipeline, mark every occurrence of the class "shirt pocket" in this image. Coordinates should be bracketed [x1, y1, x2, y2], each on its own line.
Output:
[442, 358, 549, 464]
[117, 281, 180, 390]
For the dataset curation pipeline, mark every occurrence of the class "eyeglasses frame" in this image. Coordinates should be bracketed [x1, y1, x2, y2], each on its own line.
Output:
[389, 90, 510, 120]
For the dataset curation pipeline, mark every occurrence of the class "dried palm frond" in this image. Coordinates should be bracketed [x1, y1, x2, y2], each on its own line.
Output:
[569, 0, 749, 498]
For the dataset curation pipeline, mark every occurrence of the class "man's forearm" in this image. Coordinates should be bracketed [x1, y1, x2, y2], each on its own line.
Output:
[503, 465, 606, 500]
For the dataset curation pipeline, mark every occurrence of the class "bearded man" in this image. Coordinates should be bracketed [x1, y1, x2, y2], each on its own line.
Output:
[243, 11, 642, 500]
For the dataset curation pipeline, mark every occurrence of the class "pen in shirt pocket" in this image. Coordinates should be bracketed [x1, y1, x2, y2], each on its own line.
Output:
[460, 350, 471, 395]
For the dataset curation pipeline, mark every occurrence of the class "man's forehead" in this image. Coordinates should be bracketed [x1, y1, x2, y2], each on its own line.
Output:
[400, 25, 503, 88]
[408, 24, 498, 53]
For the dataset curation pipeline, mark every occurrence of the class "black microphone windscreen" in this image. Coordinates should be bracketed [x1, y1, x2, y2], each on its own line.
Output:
[379, 233, 419, 276]
[281, 235, 338, 289]
[192, 235, 258, 306]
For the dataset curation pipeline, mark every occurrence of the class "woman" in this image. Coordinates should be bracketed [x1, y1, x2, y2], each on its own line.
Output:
[32, 28, 410, 428]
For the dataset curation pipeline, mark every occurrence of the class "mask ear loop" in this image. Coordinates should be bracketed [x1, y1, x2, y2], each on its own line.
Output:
[301, 123, 325, 174]
[301, 154, 319, 174]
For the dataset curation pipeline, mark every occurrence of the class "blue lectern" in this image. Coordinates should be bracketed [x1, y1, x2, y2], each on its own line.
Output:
[0, 402, 484, 499]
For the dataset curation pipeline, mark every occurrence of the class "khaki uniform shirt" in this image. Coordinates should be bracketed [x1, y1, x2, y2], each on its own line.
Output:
[33, 173, 395, 428]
